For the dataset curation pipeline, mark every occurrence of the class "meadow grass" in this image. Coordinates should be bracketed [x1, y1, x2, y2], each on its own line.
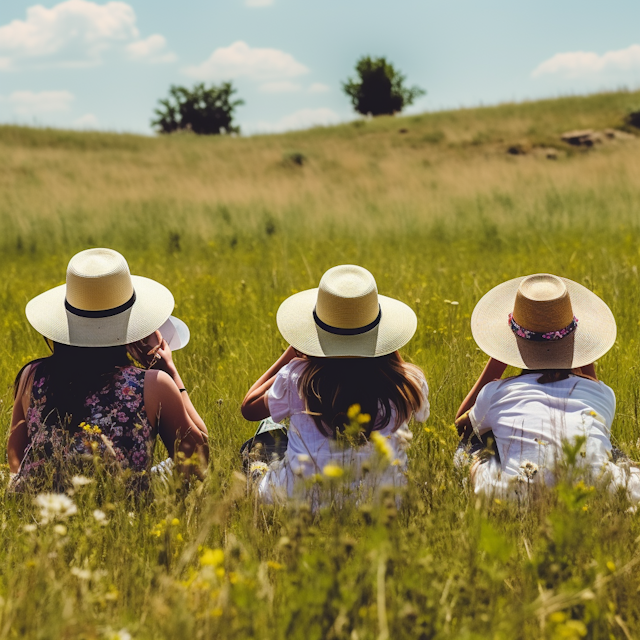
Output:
[1, 90, 640, 638]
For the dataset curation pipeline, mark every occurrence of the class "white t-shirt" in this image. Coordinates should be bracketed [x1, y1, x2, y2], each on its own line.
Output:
[469, 373, 620, 493]
[258, 358, 430, 504]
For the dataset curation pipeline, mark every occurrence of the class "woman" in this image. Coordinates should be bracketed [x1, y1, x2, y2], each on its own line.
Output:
[455, 273, 640, 501]
[8, 248, 208, 491]
[241, 264, 429, 505]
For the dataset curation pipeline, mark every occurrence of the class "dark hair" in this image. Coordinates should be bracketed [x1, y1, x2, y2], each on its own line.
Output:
[521, 369, 597, 385]
[296, 352, 424, 439]
[14, 341, 130, 432]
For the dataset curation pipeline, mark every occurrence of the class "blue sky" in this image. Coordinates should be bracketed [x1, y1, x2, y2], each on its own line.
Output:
[1, 0, 640, 135]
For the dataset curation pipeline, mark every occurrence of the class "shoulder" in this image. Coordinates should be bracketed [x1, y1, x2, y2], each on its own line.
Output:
[144, 369, 177, 394]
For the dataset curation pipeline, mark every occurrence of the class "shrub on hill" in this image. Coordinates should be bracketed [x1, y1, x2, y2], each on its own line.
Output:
[152, 82, 244, 135]
[342, 56, 425, 116]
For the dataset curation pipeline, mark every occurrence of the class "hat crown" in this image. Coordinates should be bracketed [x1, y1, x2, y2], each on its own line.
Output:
[65, 248, 134, 312]
[316, 265, 380, 330]
[512, 274, 574, 333]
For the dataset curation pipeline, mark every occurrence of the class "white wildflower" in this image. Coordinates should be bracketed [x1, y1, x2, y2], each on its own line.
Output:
[53, 524, 67, 536]
[297, 454, 311, 463]
[23, 523, 38, 533]
[70, 567, 92, 580]
[128, 511, 136, 525]
[71, 475, 93, 489]
[520, 461, 539, 481]
[35, 493, 77, 524]
[93, 509, 109, 526]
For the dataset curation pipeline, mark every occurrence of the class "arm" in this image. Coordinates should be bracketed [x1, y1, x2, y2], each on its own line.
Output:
[241, 346, 299, 421]
[455, 357, 507, 438]
[144, 370, 209, 478]
[8, 366, 34, 473]
[150, 334, 207, 437]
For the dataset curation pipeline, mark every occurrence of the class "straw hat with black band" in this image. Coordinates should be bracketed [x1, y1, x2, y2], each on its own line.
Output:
[276, 264, 417, 358]
[470, 273, 616, 370]
[26, 248, 175, 348]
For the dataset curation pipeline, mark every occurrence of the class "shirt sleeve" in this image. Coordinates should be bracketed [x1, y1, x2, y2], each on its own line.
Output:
[413, 375, 430, 423]
[266, 360, 302, 424]
[468, 380, 499, 435]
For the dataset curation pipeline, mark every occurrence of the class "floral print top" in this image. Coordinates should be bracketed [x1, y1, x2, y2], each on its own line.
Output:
[11, 365, 155, 492]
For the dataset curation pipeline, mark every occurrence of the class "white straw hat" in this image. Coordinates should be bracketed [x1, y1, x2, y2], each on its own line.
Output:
[26, 248, 174, 348]
[276, 265, 417, 357]
[471, 273, 616, 370]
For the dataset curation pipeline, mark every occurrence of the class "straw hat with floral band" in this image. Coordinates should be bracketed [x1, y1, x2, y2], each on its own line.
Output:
[470, 273, 616, 370]
[25, 248, 180, 348]
[276, 264, 417, 358]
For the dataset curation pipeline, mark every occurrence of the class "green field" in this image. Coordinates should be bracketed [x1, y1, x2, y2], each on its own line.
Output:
[2, 90, 640, 639]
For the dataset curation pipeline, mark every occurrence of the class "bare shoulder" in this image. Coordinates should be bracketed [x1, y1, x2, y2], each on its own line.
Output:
[145, 369, 178, 394]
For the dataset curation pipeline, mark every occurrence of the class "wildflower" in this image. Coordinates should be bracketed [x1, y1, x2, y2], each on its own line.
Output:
[267, 561, 284, 571]
[23, 523, 37, 533]
[200, 548, 224, 567]
[71, 475, 93, 490]
[347, 404, 361, 420]
[297, 454, 310, 463]
[70, 567, 92, 580]
[322, 463, 344, 478]
[53, 524, 67, 536]
[79, 422, 102, 435]
[128, 511, 136, 525]
[370, 431, 394, 463]
[93, 509, 109, 526]
[520, 461, 539, 481]
[35, 493, 77, 524]
[249, 461, 269, 481]
[606, 561, 616, 573]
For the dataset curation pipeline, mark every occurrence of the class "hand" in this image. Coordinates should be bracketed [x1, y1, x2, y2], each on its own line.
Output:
[152, 336, 179, 379]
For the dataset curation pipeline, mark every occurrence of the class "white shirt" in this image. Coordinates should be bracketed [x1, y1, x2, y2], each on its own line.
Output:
[258, 358, 430, 504]
[469, 373, 620, 493]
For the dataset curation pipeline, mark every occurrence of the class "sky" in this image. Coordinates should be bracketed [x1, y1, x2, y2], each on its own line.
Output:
[1, 0, 640, 135]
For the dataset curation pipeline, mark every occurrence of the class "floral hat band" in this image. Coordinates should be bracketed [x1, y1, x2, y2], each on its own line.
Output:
[508, 313, 578, 342]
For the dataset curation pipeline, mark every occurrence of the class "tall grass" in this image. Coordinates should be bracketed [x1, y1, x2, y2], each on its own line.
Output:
[1, 90, 640, 638]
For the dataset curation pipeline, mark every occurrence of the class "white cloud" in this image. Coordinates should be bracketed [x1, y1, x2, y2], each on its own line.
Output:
[0, 0, 174, 69]
[533, 44, 640, 78]
[251, 107, 341, 133]
[259, 81, 302, 93]
[184, 41, 308, 81]
[74, 113, 99, 128]
[308, 82, 330, 93]
[246, 0, 274, 6]
[126, 34, 175, 63]
[7, 90, 75, 115]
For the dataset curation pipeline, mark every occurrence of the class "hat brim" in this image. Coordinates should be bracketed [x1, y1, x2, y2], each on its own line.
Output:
[471, 276, 616, 370]
[276, 288, 417, 357]
[159, 316, 190, 351]
[25, 275, 174, 348]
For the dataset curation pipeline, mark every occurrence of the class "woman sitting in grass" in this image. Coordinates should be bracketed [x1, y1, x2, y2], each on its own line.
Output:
[455, 273, 640, 501]
[241, 264, 429, 505]
[8, 248, 208, 492]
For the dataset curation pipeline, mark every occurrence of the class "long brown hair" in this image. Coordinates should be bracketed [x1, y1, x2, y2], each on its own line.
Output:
[297, 352, 424, 439]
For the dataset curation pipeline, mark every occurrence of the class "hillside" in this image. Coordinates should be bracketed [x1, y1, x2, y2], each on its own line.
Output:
[1, 90, 640, 639]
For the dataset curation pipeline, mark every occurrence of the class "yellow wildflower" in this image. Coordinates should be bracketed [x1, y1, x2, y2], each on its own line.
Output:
[267, 561, 284, 571]
[347, 404, 361, 420]
[200, 548, 224, 567]
[322, 463, 343, 478]
[370, 431, 394, 463]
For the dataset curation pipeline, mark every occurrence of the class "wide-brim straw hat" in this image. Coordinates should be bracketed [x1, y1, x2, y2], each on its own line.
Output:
[276, 264, 417, 357]
[471, 273, 616, 370]
[26, 248, 174, 348]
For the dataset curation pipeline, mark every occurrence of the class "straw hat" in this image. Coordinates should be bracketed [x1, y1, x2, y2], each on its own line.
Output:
[276, 265, 417, 357]
[26, 248, 174, 347]
[471, 273, 616, 370]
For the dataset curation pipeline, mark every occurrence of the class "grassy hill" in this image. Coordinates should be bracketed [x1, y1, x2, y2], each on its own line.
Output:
[1, 90, 640, 639]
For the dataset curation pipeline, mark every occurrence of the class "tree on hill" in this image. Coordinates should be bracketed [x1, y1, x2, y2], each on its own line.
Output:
[152, 82, 244, 135]
[342, 56, 425, 116]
